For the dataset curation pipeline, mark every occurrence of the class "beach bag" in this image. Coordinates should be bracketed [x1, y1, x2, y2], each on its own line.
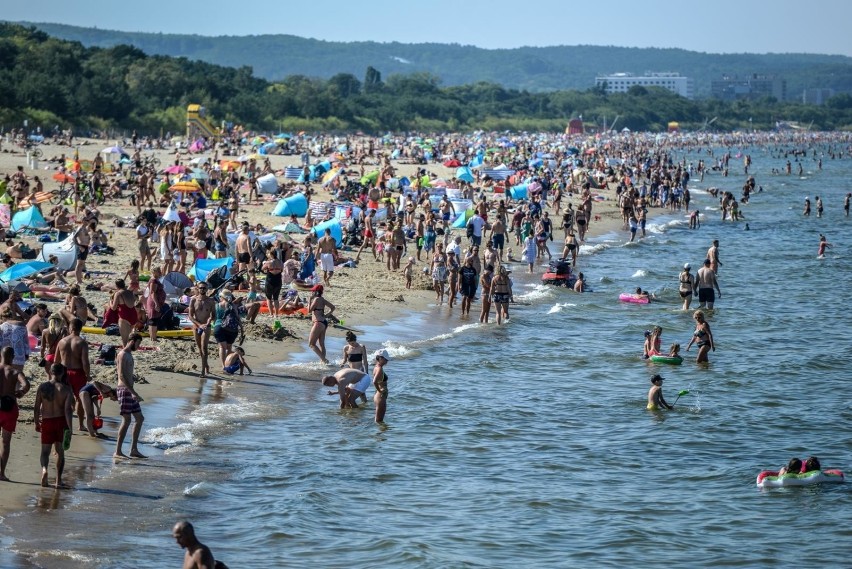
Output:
[466, 221, 474, 239]
[221, 304, 240, 333]
[98, 344, 117, 362]
[158, 303, 179, 331]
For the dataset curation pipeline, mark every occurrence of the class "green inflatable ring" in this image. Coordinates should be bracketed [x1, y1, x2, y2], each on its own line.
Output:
[650, 354, 683, 365]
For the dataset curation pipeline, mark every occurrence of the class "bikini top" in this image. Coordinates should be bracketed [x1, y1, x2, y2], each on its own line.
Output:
[347, 352, 363, 362]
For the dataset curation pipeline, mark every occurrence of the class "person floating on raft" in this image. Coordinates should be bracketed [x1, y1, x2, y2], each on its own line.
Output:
[756, 456, 845, 488]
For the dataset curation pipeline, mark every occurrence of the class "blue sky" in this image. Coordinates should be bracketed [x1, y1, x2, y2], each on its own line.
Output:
[7, 0, 852, 56]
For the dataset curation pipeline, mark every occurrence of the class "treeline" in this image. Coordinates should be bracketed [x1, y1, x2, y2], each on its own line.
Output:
[27, 22, 852, 97]
[2, 24, 852, 136]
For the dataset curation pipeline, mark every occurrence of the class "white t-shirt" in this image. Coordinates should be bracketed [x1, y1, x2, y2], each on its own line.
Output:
[469, 215, 486, 237]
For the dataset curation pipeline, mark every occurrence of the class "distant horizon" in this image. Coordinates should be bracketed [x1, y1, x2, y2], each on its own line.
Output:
[13, 20, 852, 59]
[4, 0, 852, 57]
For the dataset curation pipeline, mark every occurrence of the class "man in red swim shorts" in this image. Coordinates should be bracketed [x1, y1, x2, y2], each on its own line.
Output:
[0, 346, 30, 481]
[54, 318, 90, 432]
[34, 363, 73, 488]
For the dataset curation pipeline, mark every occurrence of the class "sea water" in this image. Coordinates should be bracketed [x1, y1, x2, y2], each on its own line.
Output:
[2, 144, 851, 568]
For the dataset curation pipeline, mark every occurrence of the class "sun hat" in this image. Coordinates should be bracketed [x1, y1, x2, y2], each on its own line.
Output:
[374, 349, 391, 361]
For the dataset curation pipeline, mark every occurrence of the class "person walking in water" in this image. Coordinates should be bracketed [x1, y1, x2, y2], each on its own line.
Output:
[686, 310, 715, 363]
[678, 263, 696, 311]
[817, 234, 832, 259]
[695, 259, 721, 309]
[372, 349, 391, 424]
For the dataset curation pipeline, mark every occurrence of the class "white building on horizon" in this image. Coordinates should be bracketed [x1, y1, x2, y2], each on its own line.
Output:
[595, 72, 694, 99]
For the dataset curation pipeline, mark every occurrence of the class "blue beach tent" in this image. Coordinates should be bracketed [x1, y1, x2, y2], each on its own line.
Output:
[311, 219, 343, 247]
[191, 257, 233, 283]
[11, 207, 47, 232]
[272, 193, 308, 217]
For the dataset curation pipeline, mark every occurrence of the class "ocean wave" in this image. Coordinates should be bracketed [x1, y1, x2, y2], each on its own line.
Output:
[631, 270, 647, 278]
[646, 218, 688, 234]
[269, 360, 334, 372]
[598, 276, 614, 283]
[579, 242, 612, 256]
[383, 323, 483, 354]
[515, 284, 552, 302]
[144, 398, 271, 454]
[547, 303, 576, 314]
[184, 481, 215, 497]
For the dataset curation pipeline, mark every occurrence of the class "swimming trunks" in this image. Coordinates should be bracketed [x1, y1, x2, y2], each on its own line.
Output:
[223, 363, 241, 375]
[493, 293, 510, 303]
[0, 403, 19, 432]
[66, 369, 87, 398]
[237, 252, 251, 264]
[492, 234, 504, 250]
[646, 403, 659, 411]
[117, 385, 141, 415]
[347, 373, 371, 395]
[697, 288, 715, 303]
[320, 253, 334, 272]
[40, 415, 67, 444]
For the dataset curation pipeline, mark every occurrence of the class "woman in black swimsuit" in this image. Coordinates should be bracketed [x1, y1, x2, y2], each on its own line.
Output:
[341, 331, 368, 374]
[308, 284, 335, 364]
[561, 232, 578, 267]
[686, 310, 714, 363]
[261, 250, 284, 317]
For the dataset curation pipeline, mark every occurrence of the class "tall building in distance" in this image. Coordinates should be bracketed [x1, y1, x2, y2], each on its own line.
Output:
[802, 88, 836, 105]
[594, 72, 694, 99]
[710, 74, 787, 101]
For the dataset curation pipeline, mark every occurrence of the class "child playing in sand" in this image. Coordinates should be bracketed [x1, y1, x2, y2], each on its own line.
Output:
[647, 374, 673, 411]
[403, 256, 415, 289]
[223, 346, 252, 376]
[244, 271, 263, 324]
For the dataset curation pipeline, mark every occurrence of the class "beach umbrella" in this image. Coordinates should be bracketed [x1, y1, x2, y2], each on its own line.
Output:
[443, 159, 462, 167]
[190, 168, 209, 181]
[102, 145, 126, 154]
[220, 160, 241, 172]
[360, 170, 380, 186]
[52, 172, 76, 184]
[169, 181, 202, 202]
[322, 168, 342, 188]
[163, 164, 189, 175]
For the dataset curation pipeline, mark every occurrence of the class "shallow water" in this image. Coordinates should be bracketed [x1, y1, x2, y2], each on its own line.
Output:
[3, 145, 852, 568]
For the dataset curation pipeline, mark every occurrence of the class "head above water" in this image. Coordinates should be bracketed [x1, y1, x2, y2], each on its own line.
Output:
[650, 374, 664, 384]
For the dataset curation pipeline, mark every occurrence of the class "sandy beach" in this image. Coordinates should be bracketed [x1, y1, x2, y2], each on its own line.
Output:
[0, 135, 641, 515]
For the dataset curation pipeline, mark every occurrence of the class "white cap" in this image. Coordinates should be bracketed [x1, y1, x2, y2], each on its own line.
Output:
[374, 349, 391, 361]
[683, 263, 690, 269]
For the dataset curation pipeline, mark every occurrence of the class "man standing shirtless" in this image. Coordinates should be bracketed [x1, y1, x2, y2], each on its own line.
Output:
[54, 318, 89, 432]
[188, 284, 215, 378]
[115, 333, 145, 459]
[695, 259, 722, 309]
[73, 219, 90, 284]
[235, 224, 253, 273]
[706, 239, 722, 274]
[0, 346, 30, 481]
[317, 228, 338, 287]
[34, 363, 73, 488]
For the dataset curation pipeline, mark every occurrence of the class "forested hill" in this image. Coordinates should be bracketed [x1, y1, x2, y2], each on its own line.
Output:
[15, 21, 852, 97]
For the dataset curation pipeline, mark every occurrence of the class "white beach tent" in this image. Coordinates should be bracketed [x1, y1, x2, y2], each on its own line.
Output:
[39, 230, 78, 271]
